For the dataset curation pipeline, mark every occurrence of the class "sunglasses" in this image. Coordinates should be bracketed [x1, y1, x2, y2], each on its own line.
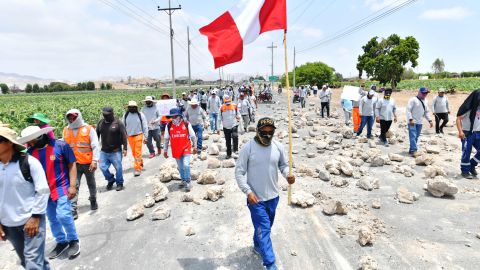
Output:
[259, 130, 275, 136]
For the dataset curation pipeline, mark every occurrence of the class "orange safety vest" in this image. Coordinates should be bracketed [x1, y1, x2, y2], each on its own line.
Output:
[63, 125, 93, 164]
[221, 103, 237, 113]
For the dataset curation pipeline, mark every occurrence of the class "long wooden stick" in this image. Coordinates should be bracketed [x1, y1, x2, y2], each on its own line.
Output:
[283, 30, 293, 205]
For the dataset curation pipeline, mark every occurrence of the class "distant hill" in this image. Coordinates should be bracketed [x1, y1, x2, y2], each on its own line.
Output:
[0, 72, 71, 89]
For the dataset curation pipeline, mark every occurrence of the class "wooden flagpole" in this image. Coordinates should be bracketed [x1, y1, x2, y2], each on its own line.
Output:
[283, 30, 293, 205]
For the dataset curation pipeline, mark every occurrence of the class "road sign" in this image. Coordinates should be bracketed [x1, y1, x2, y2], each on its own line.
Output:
[269, 76, 279, 82]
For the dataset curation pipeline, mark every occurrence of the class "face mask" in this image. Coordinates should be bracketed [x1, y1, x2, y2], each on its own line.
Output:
[128, 107, 137, 113]
[255, 129, 275, 146]
[367, 95, 373, 99]
[146, 102, 153, 107]
[32, 135, 49, 149]
[103, 113, 114, 122]
[172, 116, 182, 126]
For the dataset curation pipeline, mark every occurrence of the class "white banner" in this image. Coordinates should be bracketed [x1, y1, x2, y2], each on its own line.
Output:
[156, 99, 178, 116]
[341, 85, 361, 101]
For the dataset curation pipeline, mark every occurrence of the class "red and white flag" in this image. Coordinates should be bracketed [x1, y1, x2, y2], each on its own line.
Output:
[199, 0, 286, 69]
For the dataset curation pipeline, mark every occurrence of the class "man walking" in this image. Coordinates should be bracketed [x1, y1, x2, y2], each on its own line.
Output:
[97, 107, 128, 191]
[164, 108, 197, 192]
[238, 92, 253, 132]
[63, 109, 100, 219]
[142, 96, 162, 158]
[235, 118, 295, 270]
[375, 88, 397, 146]
[357, 90, 376, 139]
[406, 87, 433, 156]
[432, 88, 450, 134]
[123, 101, 148, 177]
[185, 98, 207, 153]
[0, 127, 51, 269]
[456, 89, 480, 179]
[207, 90, 221, 134]
[221, 95, 240, 159]
[19, 126, 81, 260]
[319, 85, 332, 118]
[341, 98, 353, 126]
[299, 86, 307, 108]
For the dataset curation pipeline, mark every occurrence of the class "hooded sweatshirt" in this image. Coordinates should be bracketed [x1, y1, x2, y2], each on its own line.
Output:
[64, 109, 100, 162]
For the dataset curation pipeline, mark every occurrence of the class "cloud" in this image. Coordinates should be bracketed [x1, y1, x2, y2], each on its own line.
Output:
[419, 6, 472, 20]
[364, 0, 399, 11]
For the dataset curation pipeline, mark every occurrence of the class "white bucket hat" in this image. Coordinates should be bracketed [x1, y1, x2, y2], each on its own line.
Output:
[189, 98, 200, 105]
[127, 100, 138, 107]
[17, 126, 54, 144]
[143, 96, 155, 102]
[0, 127, 26, 151]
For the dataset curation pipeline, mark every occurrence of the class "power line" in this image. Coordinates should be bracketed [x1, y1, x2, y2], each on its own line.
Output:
[298, 0, 418, 53]
[289, 0, 314, 28]
[121, 0, 170, 29]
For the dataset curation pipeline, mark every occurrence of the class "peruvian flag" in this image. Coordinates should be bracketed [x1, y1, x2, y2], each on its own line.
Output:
[199, 0, 286, 69]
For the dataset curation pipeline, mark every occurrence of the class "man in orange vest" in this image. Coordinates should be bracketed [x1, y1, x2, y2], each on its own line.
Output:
[163, 108, 197, 192]
[220, 95, 240, 159]
[63, 109, 100, 220]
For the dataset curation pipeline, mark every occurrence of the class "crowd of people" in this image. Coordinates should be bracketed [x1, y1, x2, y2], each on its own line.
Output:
[1, 81, 479, 270]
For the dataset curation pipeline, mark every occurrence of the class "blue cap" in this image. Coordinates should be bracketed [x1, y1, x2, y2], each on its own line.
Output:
[419, 87, 429, 93]
[168, 108, 182, 117]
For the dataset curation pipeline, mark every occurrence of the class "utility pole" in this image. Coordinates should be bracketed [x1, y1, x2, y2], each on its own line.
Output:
[158, 0, 181, 99]
[293, 46, 296, 90]
[267, 42, 277, 79]
[187, 26, 191, 90]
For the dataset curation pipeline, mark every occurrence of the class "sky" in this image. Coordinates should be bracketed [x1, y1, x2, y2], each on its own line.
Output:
[0, 0, 479, 82]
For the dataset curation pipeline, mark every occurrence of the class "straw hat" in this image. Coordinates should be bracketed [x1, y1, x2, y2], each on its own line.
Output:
[17, 126, 54, 144]
[0, 127, 26, 151]
[143, 96, 155, 102]
[127, 100, 138, 107]
[189, 98, 200, 105]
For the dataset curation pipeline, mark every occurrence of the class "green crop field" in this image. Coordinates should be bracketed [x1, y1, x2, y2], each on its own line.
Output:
[339, 77, 480, 92]
[0, 89, 185, 136]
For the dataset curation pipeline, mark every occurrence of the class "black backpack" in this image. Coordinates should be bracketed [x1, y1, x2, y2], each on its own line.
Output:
[18, 154, 33, 183]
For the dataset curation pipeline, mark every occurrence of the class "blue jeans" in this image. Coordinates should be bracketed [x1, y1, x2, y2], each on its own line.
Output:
[460, 131, 480, 173]
[408, 124, 423, 153]
[209, 113, 218, 132]
[176, 154, 191, 183]
[191, 124, 203, 151]
[4, 215, 50, 269]
[46, 196, 79, 244]
[248, 196, 279, 267]
[99, 151, 124, 185]
[357, 116, 374, 138]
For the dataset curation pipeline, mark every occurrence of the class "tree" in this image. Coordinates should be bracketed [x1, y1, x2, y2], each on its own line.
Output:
[0, 83, 9, 94]
[106, 83, 113, 90]
[402, 67, 416, 80]
[32, 83, 40, 93]
[432, 58, 445, 77]
[357, 34, 419, 89]
[25, 84, 33, 93]
[100, 83, 106, 90]
[334, 72, 344, 82]
[86, 81, 95, 90]
[281, 62, 334, 87]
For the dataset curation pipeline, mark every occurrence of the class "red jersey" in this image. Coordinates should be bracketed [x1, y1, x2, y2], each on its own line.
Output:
[168, 121, 191, 159]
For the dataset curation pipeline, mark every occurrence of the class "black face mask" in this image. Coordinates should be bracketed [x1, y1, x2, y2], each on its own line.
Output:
[255, 130, 275, 146]
[33, 135, 49, 149]
[146, 102, 153, 107]
[103, 113, 114, 122]
[128, 108, 137, 113]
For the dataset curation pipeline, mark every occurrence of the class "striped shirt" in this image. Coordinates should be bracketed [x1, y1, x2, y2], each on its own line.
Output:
[28, 140, 76, 201]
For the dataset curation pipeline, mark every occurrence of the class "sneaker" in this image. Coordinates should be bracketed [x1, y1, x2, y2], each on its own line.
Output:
[462, 173, 473, 179]
[67, 240, 80, 259]
[470, 168, 478, 176]
[384, 141, 389, 147]
[157, 148, 162, 156]
[48, 242, 69, 259]
[226, 155, 232, 159]
[116, 184, 125, 191]
[266, 264, 278, 270]
[149, 153, 155, 159]
[72, 209, 78, 220]
[90, 198, 98, 211]
[106, 181, 114, 191]
[184, 182, 192, 192]
[178, 181, 186, 188]
[134, 170, 141, 177]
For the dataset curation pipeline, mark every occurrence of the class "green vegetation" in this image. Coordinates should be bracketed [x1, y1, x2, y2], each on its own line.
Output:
[0, 89, 180, 136]
[281, 61, 334, 86]
[357, 34, 419, 90]
[339, 77, 480, 92]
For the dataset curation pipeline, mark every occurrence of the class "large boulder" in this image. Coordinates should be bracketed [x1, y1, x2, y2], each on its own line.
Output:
[208, 144, 220, 155]
[143, 194, 155, 208]
[395, 187, 419, 204]
[359, 255, 378, 270]
[415, 155, 435, 166]
[358, 226, 374, 246]
[318, 169, 331, 181]
[340, 162, 354, 177]
[424, 165, 446, 178]
[151, 206, 171, 221]
[427, 176, 458, 197]
[391, 164, 415, 177]
[356, 178, 379, 191]
[370, 156, 385, 167]
[204, 186, 224, 202]
[388, 153, 404, 162]
[197, 170, 217, 185]
[331, 178, 348, 188]
[158, 161, 178, 182]
[291, 191, 315, 208]
[297, 164, 316, 177]
[207, 158, 221, 169]
[221, 159, 236, 168]
[322, 200, 348, 215]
